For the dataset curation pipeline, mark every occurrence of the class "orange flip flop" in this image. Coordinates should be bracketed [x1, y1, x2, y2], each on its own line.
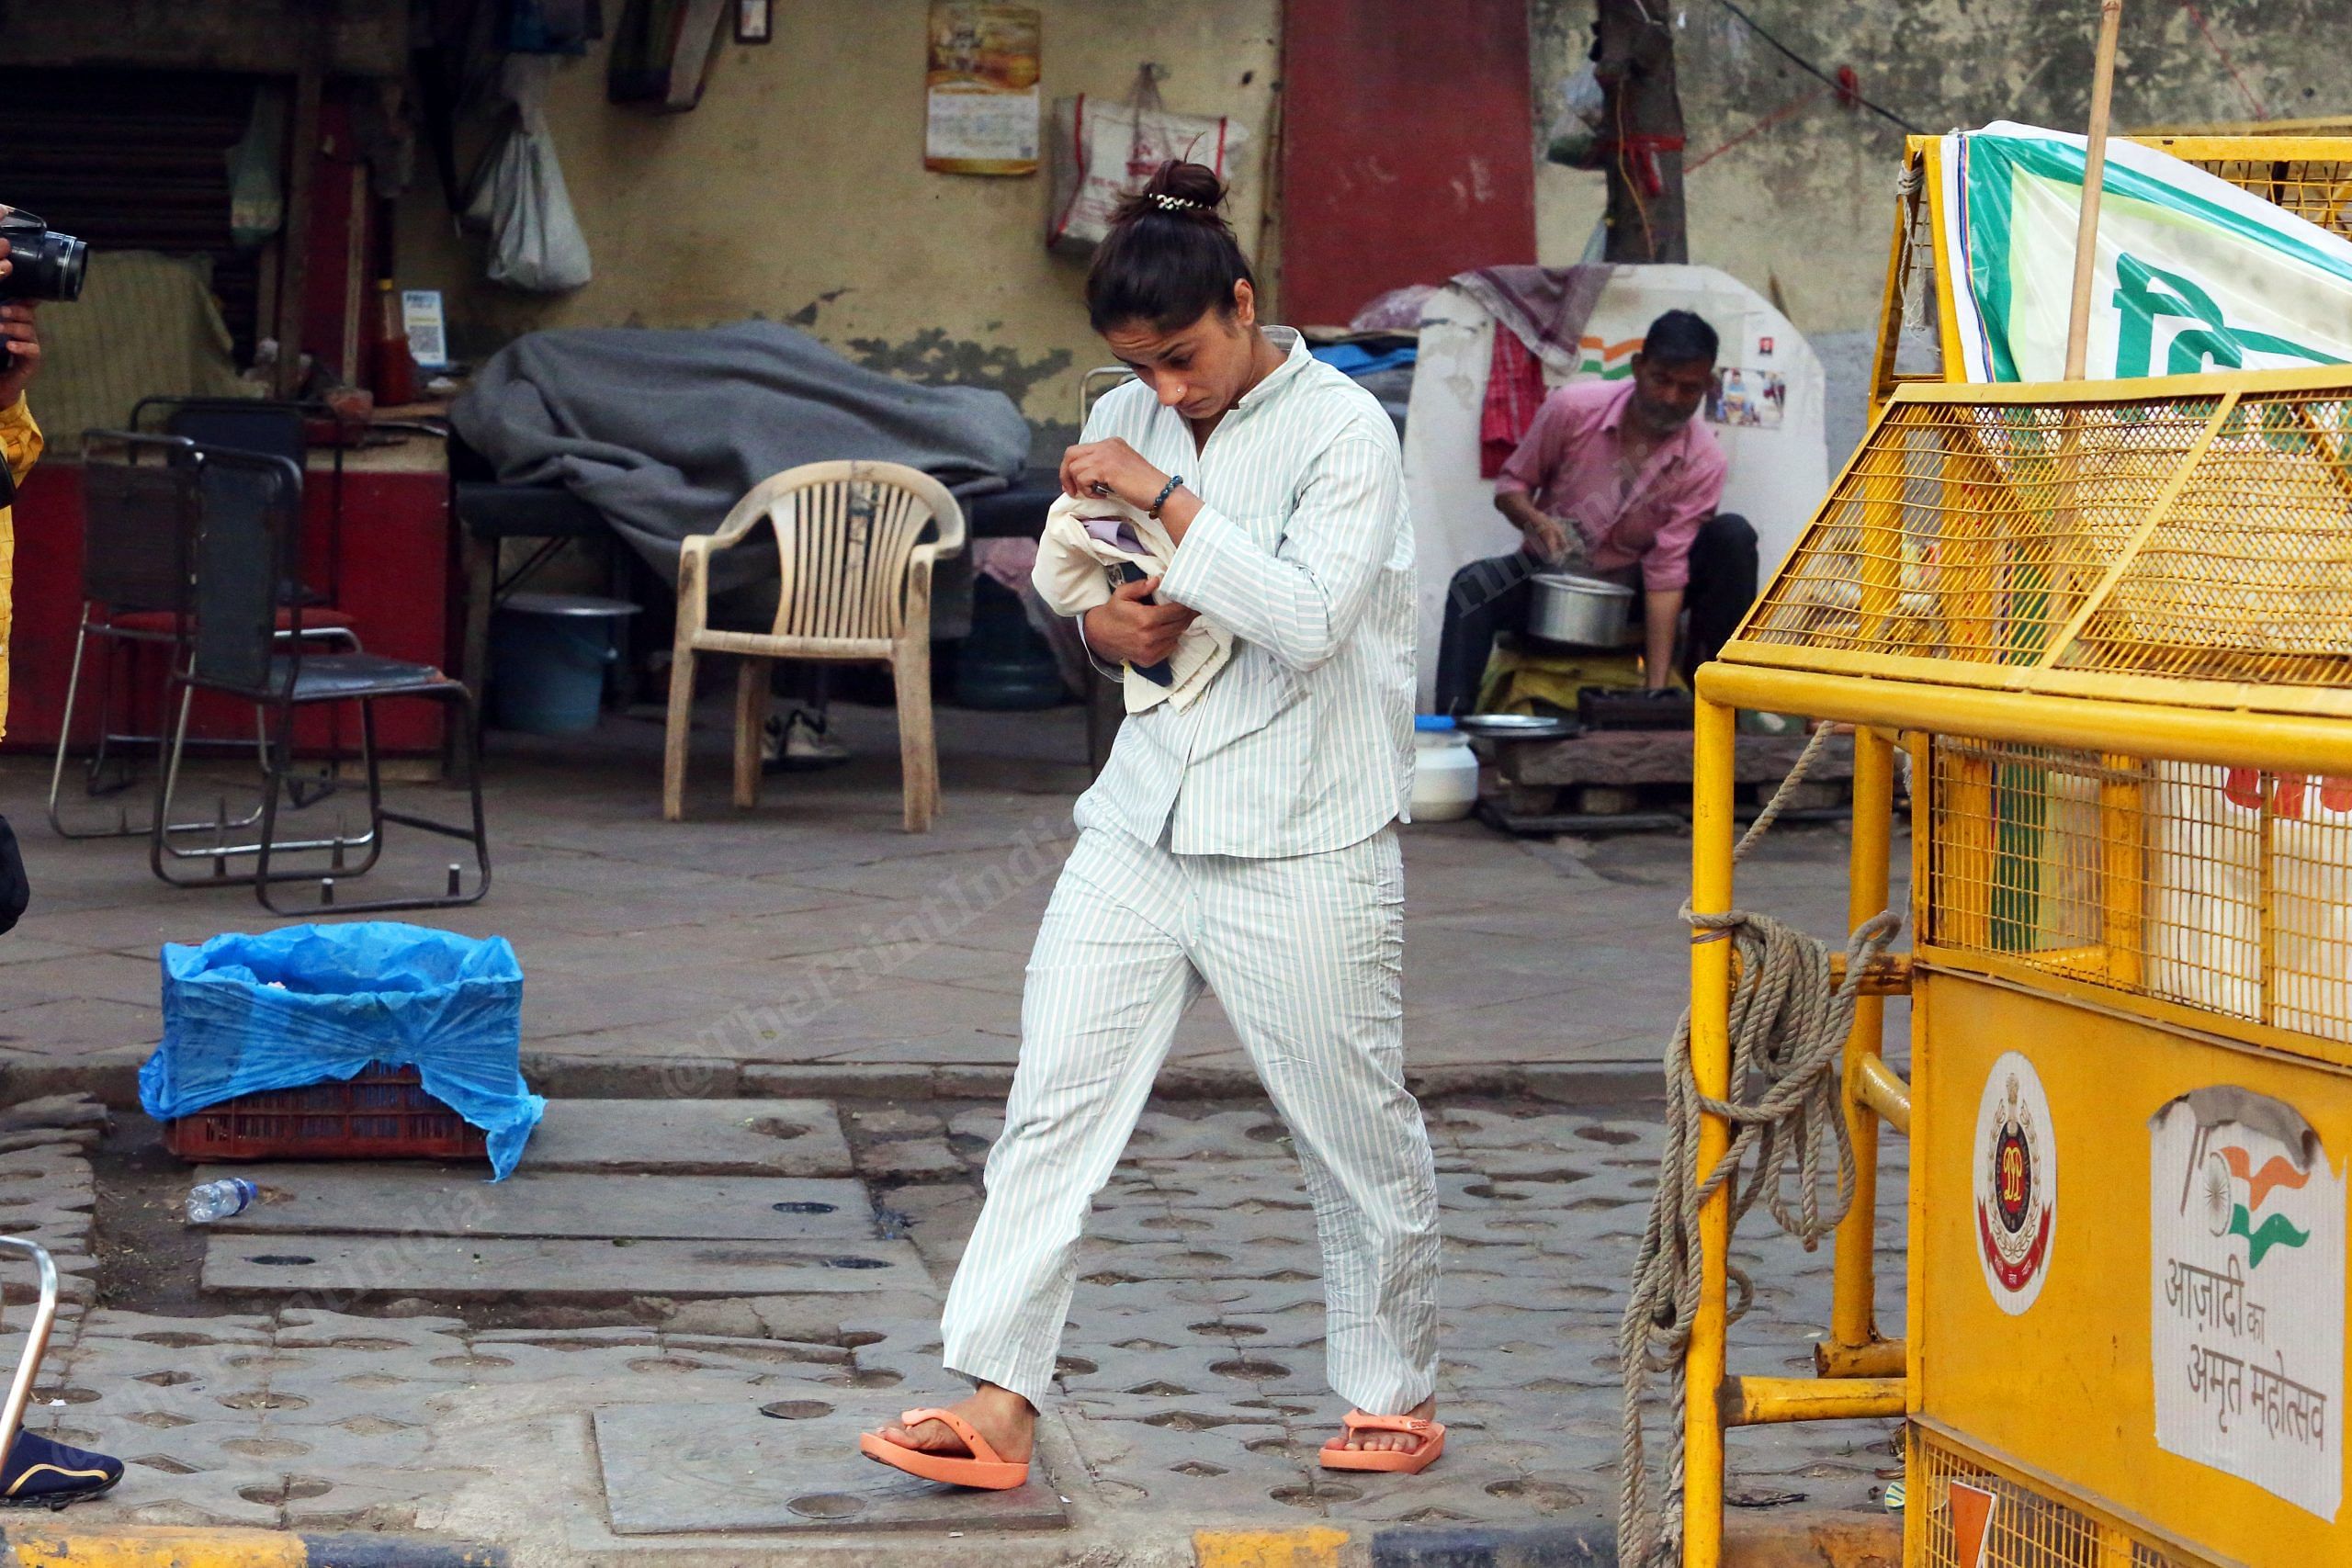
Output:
[1319, 1410, 1447, 1474]
[858, 1407, 1030, 1491]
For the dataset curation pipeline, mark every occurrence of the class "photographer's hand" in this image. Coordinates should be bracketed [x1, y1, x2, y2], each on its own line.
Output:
[0, 300, 41, 411]
[0, 219, 36, 410]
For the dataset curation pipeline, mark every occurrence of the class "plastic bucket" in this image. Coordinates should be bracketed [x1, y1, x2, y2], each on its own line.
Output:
[489, 592, 640, 735]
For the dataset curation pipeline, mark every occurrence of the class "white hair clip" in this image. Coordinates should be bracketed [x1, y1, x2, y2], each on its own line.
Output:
[1149, 193, 1202, 211]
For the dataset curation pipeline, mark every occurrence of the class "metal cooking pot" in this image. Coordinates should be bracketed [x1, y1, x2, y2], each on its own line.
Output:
[1528, 571, 1637, 647]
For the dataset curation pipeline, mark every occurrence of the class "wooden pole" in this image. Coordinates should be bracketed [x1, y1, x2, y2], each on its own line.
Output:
[273, 7, 329, 400]
[1594, 0, 1689, 265]
[2063, 0, 2126, 379]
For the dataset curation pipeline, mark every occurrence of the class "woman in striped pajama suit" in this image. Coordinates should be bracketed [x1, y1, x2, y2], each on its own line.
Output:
[861, 161, 1444, 1490]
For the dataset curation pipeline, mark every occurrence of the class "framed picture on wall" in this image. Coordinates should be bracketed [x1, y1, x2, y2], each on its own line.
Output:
[736, 0, 773, 43]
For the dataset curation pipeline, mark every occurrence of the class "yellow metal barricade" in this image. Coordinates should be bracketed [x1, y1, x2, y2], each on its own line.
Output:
[1683, 366, 2352, 1568]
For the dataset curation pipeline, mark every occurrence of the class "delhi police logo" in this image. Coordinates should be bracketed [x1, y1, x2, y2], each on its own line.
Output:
[1973, 1051, 2056, 1314]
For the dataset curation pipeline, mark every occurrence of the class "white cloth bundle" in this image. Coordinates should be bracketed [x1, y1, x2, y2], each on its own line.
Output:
[1032, 493, 1233, 713]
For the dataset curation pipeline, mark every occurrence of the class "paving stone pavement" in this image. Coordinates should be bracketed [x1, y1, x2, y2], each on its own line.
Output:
[11, 1096, 1906, 1554]
[0, 699, 1915, 1555]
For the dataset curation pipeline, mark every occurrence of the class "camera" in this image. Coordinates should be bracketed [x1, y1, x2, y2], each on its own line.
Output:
[0, 209, 86, 302]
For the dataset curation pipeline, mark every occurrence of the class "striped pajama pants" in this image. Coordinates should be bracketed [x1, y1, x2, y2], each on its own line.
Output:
[939, 822, 1441, 1415]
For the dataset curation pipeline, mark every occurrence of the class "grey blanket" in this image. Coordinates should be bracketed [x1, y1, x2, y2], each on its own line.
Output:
[449, 321, 1032, 592]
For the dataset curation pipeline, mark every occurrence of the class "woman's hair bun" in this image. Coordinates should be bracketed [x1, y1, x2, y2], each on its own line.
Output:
[1112, 160, 1231, 230]
[1086, 158, 1254, 333]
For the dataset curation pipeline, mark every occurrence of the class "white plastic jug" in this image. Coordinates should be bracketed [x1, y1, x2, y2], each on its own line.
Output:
[1411, 716, 1479, 822]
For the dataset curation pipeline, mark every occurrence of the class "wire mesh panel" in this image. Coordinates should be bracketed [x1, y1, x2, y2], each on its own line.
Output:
[2180, 156, 2352, 241]
[2055, 392, 2352, 690]
[1923, 738, 2352, 1043]
[1912, 1429, 2196, 1568]
[1744, 395, 2224, 666]
[1733, 374, 2352, 716]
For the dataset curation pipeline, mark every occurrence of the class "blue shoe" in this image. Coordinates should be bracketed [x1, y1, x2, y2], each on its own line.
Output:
[0, 1430, 123, 1508]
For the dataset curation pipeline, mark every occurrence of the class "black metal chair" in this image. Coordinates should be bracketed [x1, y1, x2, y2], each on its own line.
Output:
[152, 444, 490, 914]
[48, 426, 362, 840]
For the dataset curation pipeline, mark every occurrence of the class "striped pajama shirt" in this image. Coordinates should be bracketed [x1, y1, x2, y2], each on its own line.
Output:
[939, 330, 1442, 1416]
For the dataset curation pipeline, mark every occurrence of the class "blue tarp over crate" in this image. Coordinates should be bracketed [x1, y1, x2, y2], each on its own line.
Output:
[139, 922, 541, 1179]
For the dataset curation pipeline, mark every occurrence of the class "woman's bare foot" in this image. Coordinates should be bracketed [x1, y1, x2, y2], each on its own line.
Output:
[1337, 1395, 1439, 1454]
[873, 1382, 1036, 1462]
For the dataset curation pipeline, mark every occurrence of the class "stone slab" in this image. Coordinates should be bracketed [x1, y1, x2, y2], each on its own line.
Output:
[593, 1400, 1069, 1536]
[202, 1235, 931, 1298]
[209, 1168, 876, 1242]
[525, 1099, 854, 1177]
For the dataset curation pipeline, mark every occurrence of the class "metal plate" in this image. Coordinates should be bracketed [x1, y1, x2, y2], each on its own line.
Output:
[499, 591, 641, 617]
[1456, 713, 1581, 741]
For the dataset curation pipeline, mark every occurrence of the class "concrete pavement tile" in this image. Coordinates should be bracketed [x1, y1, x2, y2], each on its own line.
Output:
[0, 996, 159, 1051]
[204, 1233, 933, 1299]
[763, 841, 1074, 908]
[1123, 1109, 1293, 1161]
[856, 1136, 965, 1179]
[0, 952, 162, 1008]
[786, 977, 1021, 1049]
[592, 1399, 1069, 1534]
[0, 934, 108, 967]
[1060, 1391, 1288, 1430]
[1059, 1412, 1303, 1516]
[277, 1465, 492, 1531]
[526, 1097, 854, 1177]
[213, 1168, 876, 1242]
[1053, 1344, 1231, 1399]
[79, 1309, 276, 1346]
[879, 1180, 980, 1272]
[521, 975, 732, 1041]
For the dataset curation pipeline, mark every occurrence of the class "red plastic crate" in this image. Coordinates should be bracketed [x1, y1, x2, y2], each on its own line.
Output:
[163, 1064, 488, 1163]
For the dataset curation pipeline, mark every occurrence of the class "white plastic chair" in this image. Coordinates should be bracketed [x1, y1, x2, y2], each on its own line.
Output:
[662, 461, 965, 831]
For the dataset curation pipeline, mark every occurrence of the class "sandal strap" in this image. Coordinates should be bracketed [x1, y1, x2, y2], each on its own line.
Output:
[1341, 1409, 1438, 1438]
[897, 1407, 1002, 1465]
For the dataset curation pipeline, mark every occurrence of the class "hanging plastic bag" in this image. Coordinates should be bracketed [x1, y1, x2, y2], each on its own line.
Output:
[1046, 66, 1249, 257]
[226, 85, 288, 251]
[463, 55, 594, 291]
[1545, 62, 1608, 169]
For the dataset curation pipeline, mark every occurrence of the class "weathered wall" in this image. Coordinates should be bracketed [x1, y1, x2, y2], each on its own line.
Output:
[1528, 0, 2352, 337]
[0, 0, 407, 75]
[399, 0, 1278, 456]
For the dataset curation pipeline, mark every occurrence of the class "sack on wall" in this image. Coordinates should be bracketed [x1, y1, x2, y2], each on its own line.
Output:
[463, 56, 594, 291]
[1046, 68, 1248, 257]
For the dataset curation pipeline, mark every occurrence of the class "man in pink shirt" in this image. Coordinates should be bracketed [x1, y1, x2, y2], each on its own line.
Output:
[1434, 310, 1757, 713]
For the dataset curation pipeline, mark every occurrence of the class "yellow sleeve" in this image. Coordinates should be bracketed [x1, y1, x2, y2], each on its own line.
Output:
[0, 396, 42, 486]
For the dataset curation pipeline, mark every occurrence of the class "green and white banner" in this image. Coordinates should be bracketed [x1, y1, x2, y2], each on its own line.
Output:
[1940, 120, 2352, 383]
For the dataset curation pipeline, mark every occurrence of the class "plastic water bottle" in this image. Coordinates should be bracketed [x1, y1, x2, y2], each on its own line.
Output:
[185, 1179, 258, 1224]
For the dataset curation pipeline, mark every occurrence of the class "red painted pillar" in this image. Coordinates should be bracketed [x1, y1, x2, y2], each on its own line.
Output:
[1277, 0, 1538, 326]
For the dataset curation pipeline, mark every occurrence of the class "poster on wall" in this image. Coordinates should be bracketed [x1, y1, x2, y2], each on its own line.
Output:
[2149, 1086, 2344, 1520]
[924, 4, 1041, 175]
[1706, 367, 1784, 428]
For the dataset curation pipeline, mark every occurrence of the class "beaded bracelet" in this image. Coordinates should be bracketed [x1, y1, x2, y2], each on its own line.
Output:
[1148, 474, 1184, 518]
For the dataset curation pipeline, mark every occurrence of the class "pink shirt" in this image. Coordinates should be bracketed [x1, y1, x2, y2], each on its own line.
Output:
[1494, 379, 1727, 591]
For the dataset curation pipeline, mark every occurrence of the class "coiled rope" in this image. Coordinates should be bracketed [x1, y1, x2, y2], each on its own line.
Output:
[1614, 725, 1905, 1568]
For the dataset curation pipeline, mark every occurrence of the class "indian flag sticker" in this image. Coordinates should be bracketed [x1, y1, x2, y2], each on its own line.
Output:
[1973, 1051, 2056, 1314]
[2150, 1087, 2344, 1519]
